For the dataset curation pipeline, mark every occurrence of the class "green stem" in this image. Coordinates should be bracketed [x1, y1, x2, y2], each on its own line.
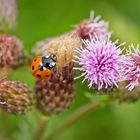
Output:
[1, 111, 10, 136]
[46, 100, 104, 140]
[33, 115, 49, 140]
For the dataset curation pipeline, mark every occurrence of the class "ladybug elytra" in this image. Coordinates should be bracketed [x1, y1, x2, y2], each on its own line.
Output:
[31, 55, 56, 79]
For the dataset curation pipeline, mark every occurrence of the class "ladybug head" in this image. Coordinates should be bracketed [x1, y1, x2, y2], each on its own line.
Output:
[50, 54, 57, 62]
[41, 55, 57, 70]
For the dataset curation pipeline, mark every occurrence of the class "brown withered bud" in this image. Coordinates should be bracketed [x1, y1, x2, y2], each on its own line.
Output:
[0, 34, 24, 68]
[32, 34, 82, 71]
[110, 82, 140, 103]
[32, 37, 57, 55]
[0, 79, 33, 115]
[35, 63, 75, 115]
[0, 0, 18, 32]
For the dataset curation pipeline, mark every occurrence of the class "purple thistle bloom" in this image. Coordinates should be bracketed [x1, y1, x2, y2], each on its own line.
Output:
[74, 35, 125, 90]
[121, 45, 140, 91]
[72, 11, 109, 40]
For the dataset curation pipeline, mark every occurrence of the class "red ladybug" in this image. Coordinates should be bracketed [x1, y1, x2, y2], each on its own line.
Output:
[31, 55, 56, 79]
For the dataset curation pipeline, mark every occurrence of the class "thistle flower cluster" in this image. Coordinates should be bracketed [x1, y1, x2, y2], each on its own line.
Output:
[74, 33, 140, 93]
[1, 9, 140, 117]
[32, 11, 140, 107]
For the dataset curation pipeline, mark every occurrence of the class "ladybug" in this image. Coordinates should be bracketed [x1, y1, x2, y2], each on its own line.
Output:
[31, 55, 57, 79]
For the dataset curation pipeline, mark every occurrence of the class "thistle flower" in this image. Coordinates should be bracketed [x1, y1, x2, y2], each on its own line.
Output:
[32, 34, 82, 71]
[0, 79, 33, 115]
[0, 34, 24, 68]
[72, 11, 109, 40]
[121, 45, 140, 91]
[0, 0, 18, 31]
[74, 35, 125, 91]
[35, 63, 75, 115]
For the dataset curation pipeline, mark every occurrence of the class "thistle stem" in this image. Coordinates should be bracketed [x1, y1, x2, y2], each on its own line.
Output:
[1, 111, 10, 136]
[33, 115, 49, 140]
[46, 100, 104, 140]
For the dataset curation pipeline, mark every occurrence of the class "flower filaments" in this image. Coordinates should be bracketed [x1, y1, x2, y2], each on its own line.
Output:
[121, 45, 140, 91]
[74, 35, 125, 91]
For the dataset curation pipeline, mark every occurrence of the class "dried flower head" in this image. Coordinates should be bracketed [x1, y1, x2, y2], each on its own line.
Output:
[72, 11, 109, 40]
[0, 34, 24, 68]
[35, 63, 75, 115]
[0, 79, 33, 115]
[0, 0, 18, 31]
[74, 35, 124, 91]
[121, 44, 140, 91]
[32, 34, 82, 71]
[32, 37, 57, 55]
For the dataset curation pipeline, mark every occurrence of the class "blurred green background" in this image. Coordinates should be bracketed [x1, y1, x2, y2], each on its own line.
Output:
[1, 0, 140, 140]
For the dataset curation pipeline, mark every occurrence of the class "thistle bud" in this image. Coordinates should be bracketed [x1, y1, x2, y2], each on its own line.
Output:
[0, 34, 24, 68]
[0, 0, 18, 32]
[110, 82, 140, 103]
[0, 79, 33, 115]
[35, 63, 75, 115]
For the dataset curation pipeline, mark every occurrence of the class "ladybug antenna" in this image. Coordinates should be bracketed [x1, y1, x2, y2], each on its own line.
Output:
[50, 54, 57, 62]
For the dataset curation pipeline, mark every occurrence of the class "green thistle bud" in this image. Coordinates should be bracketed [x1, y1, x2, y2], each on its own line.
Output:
[0, 34, 24, 68]
[35, 63, 75, 115]
[0, 79, 33, 115]
[0, 0, 18, 32]
[110, 82, 140, 103]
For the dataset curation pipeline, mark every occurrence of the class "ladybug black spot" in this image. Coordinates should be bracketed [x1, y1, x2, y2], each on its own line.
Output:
[32, 66, 34, 70]
[37, 74, 41, 77]
[34, 59, 36, 62]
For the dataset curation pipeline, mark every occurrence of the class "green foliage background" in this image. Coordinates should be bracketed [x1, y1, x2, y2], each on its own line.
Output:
[1, 0, 140, 140]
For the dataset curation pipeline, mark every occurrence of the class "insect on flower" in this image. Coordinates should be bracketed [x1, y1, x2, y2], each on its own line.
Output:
[31, 55, 57, 79]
